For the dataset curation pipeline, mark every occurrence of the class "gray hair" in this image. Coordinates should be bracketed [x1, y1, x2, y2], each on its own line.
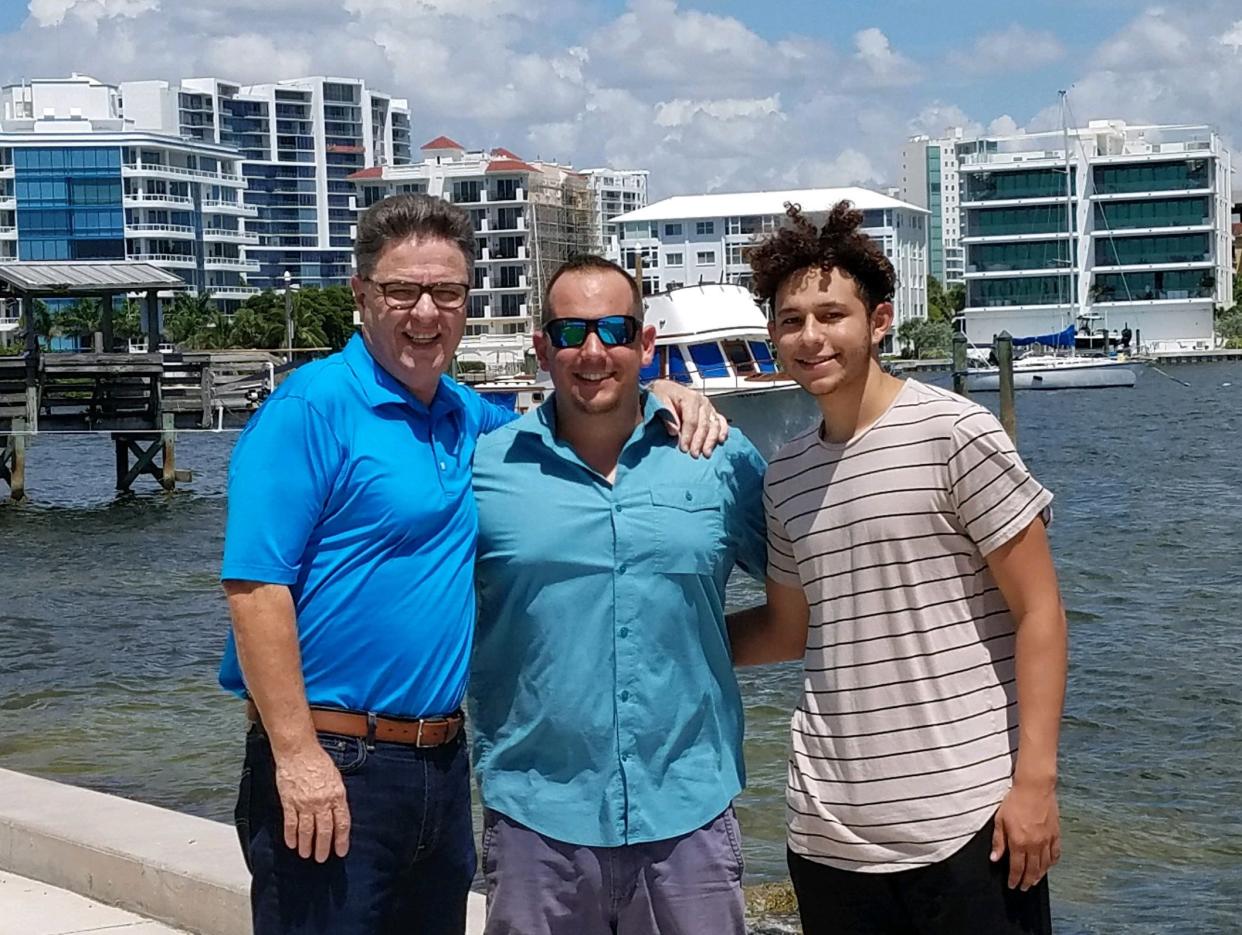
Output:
[354, 193, 475, 280]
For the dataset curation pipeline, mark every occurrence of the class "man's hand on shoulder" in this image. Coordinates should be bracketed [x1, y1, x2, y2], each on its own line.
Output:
[647, 379, 728, 457]
[273, 742, 352, 862]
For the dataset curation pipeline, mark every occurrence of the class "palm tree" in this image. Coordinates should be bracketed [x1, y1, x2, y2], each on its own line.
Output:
[164, 292, 217, 348]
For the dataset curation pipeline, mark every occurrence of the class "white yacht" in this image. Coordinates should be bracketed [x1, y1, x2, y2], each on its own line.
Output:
[965, 350, 1138, 391]
[462, 283, 821, 458]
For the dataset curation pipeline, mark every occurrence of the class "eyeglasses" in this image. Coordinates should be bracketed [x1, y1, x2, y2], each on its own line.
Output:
[366, 279, 470, 310]
[543, 315, 641, 349]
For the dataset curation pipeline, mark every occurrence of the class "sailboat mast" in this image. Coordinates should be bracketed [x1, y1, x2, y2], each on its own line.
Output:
[1060, 90, 1076, 350]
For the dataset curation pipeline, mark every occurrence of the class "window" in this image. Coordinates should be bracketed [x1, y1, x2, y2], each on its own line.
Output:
[726, 216, 758, 236]
[493, 178, 519, 201]
[696, 250, 716, 265]
[666, 252, 683, 266]
[695, 221, 714, 236]
[452, 179, 480, 203]
[468, 294, 489, 318]
[721, 339, 756, 374]
[725, 244, 745, 266]
[499, 293, 523, 316]
[664, 223, 683, 236]
[497, 265, 522, 288]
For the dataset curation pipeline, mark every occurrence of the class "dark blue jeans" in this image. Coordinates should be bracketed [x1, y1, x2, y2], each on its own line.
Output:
[235, 726, 476, 935]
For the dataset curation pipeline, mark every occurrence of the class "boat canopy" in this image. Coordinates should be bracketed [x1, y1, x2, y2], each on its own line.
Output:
[1011, 324, 1075, 348]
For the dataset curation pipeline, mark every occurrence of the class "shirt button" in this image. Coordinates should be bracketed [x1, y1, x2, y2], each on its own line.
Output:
[614, 503, 623, 513]
[439, 461, 446, 470]
[685, 491, 693, 501]
[620, 690, 630, 702]
[618, 564, 627, 575]
[619, 627, 629, 638]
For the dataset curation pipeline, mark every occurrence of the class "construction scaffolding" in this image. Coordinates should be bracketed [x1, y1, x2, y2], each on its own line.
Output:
[526, 164, 603, 326]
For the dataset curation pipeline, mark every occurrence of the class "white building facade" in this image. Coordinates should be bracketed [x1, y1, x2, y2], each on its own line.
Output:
[120, 75, 411, 290]
[1, 75, 256, 311]
[583, 168, 648, 252]
[612, 187, 928, 352]
[957, 120, 1233, 349]
[901, 128, 965, 284]
[351, 137, 632, 339]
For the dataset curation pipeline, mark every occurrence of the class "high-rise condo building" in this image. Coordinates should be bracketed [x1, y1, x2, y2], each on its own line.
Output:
[900, 128, 965, 285]
[955, 120, 1232, 349]
[611, 187, 928, 353]
[582, 168, 648, 253]
[350, 137, 635, 338]
[0, 75, 256, 317]
[120, 75, 411, 291]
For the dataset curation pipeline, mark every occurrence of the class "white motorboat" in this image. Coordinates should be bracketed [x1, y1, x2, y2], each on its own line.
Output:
[463, 283, 821, 458]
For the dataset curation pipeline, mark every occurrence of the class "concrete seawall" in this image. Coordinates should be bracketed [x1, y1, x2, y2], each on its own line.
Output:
[0, 768, 485, 934]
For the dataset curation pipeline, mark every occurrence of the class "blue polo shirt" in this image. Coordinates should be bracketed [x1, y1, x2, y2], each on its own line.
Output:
[470, 392, 768, 847]
[219, 333, 516, 717]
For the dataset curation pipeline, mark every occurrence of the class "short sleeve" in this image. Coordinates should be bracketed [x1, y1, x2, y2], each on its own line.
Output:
[721, 434, 768, 581]
[764, 481, 802, 588]
[948, 407, 1053, 556]
[221, 396, 345, 584]
[457, 384, 521, 436]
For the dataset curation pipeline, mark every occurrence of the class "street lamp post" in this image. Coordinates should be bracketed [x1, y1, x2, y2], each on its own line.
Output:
[282, 270, 294, 362]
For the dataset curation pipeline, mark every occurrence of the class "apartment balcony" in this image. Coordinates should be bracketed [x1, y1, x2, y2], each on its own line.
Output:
[204, 227, 261, 243]
[209, 284, 262, 298]
[964, 266, 1074, 279]
[124, 192, 194, 208]
[128, 253, 197, 267]
[206, 256, 261, 272]
[960, 230, 1075, 244]
[0, 255, 18, 264]
[125, 222, 196, 239]
[1090, 187, 1212, 202]
[1088, 223, 1212, 238]
[1092, 258, 1214, 274]
[0, 226, 16, 238]
[203, 198, 260, 217]
[0, 165, 14, 178]
[123, 162, 246, 187]
[960, 194, 1071, 210]
[477, 276, 529, 291]
[0, 195, 16, 209]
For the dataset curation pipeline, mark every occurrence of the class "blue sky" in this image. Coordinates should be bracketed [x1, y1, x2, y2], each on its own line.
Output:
[2, 0, 1240, 197]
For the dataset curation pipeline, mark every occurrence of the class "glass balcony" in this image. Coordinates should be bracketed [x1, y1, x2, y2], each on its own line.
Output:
[967, 274, 1073, 308]
[963, 167, 1074, 202]
[1093, 159, 1209, 195]
[965, 204, 1072, 237]
[1094, 233, 1211, 267]
[1092, 197, 1210, 230]
[1092, 269, 1214, 302]
[968, 239, 1074, 273]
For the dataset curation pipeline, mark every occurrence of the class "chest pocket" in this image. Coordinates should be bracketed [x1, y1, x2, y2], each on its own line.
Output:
[651, 483, 727, 575]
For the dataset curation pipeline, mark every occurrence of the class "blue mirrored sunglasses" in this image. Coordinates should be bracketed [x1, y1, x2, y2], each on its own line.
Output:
[543, 315, 641, 349]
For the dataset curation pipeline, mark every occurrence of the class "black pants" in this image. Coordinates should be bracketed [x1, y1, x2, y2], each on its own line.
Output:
[787, 819, 1052, 935]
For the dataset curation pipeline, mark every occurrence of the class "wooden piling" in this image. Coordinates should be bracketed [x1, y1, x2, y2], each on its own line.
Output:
[3, 417, 26, 501]
[952, 332, 970, 398]
[161, 412, 176, 491]
[996, 331, 1017, 443]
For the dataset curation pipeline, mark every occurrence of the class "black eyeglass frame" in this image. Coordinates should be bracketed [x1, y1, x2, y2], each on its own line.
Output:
[542, 315, 643, 349]
[364, 278, 471, 311]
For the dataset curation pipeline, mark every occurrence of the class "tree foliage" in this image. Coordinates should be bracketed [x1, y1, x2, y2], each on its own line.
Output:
[163, 286, 359, 352]
[926, 275, 965, 325]
[898, 317, 954, 359]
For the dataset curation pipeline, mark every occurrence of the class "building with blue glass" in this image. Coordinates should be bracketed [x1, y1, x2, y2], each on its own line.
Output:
[903, 119, 1233, 350]
[121, 75, 411, 291]
[1, 75, 257, 326]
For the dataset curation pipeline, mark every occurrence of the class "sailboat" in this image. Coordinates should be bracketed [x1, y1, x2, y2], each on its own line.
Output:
[966, 91, 1140, 392]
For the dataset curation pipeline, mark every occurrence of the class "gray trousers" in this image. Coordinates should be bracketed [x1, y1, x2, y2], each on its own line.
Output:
[480, 807, 747, 935]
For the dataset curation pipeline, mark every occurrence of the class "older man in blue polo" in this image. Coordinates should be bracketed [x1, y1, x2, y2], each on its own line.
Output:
[471, 255, 767, 935]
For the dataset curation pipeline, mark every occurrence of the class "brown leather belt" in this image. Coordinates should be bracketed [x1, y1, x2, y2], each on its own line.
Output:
[246, 700, 463, 748]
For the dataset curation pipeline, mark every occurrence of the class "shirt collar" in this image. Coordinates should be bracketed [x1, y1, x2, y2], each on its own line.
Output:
[524, 389, 673, 450]
[341, 332, 464, 416]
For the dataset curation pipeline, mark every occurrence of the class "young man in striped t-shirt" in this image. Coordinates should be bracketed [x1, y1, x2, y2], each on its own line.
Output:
[729, 202, 1068, 934]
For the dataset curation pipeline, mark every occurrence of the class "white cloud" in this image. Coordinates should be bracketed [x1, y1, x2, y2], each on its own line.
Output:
[846, 28, 919, 88]
[949, 24, 1065, 75]
[1219, 18, 1242, 52]
[28, 0, 158, 28]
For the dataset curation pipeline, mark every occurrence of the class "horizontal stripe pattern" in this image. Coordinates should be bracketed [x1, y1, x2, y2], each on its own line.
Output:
[765, 379, 1052, 873]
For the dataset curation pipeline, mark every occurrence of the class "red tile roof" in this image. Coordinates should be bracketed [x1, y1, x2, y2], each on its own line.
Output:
[347, 166, 385, 180]
[421, 135, 465, 150]
[491, 147, 522, 159]
[486, 158, 537, 174]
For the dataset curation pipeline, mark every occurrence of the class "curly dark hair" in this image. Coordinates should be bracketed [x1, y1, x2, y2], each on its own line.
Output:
[748, 200, 896, 313]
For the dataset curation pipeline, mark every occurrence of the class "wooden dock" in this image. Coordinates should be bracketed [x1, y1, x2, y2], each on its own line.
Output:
[0, 350, 280, 500]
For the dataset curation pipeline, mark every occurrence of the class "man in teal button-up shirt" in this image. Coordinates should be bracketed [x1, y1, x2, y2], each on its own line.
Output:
[471, 256, 767, 935]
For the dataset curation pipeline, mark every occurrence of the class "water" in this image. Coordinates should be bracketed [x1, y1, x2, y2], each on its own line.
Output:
[2, 363, 1241, 934]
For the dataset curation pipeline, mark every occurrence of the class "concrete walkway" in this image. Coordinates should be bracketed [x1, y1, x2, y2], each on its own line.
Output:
[0, 768, 485, 935]
[0, 869, 190, 934]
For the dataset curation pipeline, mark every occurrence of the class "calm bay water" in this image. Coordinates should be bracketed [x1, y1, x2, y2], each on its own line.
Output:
[2, 363, 1240, 933]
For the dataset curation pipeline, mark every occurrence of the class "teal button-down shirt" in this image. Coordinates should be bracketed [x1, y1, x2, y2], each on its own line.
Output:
[470, 391, 768, 847]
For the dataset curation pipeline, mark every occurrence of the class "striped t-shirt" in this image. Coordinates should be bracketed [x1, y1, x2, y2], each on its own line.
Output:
[765, 378, 1053, 872]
